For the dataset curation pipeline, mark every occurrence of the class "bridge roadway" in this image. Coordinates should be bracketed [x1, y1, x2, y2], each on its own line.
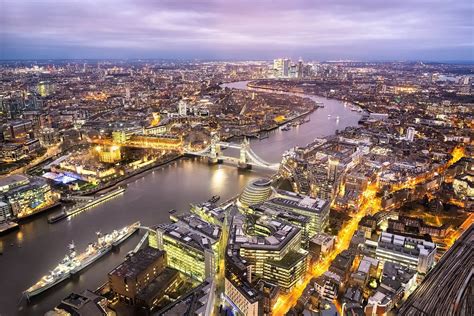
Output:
[184, 140, 281, 171]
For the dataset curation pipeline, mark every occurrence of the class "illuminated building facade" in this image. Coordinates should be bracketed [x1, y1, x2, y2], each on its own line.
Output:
[0, 201, 12, 222]
[52, 150, 119, 184]
[0, 143, 25, 162]
[112, 130, 130, 144]
[273, 58, 290, 78]
[375, 232, 436, 274]
[281, 139, 361, 202]
[3, 120, 33, 140]
[128, 134, 182, 150]
[228, 214, 307, 291]
[452, 174, 473, 199]
[251, 203, 312, 244]
[238, 178, 273, 208]
[150, 222, 218, 282]
[238, 219, 303, 278]
[190, 201, 226, 226]
[38, 128, 59, 147]
[265, 190, 330, 238]
[143, 125, 167, 136]
[262, 249, 308, 290]
[0, 175, 58, 218]
[96, 145, 121, 163]
[37, 81, 54, 97]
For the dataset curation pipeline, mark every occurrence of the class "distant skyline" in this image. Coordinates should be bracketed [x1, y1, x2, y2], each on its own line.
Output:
[1, 0, 473, 61]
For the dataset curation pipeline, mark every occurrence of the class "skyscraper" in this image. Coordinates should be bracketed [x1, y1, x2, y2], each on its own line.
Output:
[273, 58, 290, 78]
[178, 99, 187, 116]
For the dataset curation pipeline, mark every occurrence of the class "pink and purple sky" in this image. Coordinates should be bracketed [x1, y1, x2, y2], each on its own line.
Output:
[1, 0, 473, 61]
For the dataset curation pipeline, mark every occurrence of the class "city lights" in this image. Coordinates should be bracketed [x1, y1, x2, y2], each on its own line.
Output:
[0, 3, 471, 313]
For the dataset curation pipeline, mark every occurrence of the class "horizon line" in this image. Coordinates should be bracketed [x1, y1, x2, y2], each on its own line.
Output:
[1, 58, 473, 65]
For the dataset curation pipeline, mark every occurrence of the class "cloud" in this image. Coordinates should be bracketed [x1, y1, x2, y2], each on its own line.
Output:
[1, 0, 473, 60]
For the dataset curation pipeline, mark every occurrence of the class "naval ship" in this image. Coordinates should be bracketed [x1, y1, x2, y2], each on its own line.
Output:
[24, 221, 140, 299]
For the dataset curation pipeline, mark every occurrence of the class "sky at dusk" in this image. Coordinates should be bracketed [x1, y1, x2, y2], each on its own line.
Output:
[1, 0, 473, 61]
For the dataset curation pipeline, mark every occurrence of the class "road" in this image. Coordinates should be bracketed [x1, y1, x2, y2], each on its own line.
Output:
[272, 145, 466, 315]
[9, 142, 62, 175]
[272, 182, 381, 315]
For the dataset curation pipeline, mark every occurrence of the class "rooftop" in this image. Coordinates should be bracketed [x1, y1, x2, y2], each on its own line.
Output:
[136, 268, 179, 302]
[156, 223, 217, 251]
[230, 214, 301, 251]
[0, 174, 29, 191]
[266, 250, 307, 269]
[270, 190, 329, 214]
[378, 232, 436, 257]
[109, 247, 165, 280]
[155, 279, 214, 316]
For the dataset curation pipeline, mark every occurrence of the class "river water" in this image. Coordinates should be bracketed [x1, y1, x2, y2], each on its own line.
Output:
[0, 81, 361, 315]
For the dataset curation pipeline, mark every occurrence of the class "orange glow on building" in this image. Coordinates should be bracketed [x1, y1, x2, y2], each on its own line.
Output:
[392, 145, 465, 192]
[274, 115, 286, 123]
[84, 92, 109, 101]
[273, 182, 381, 315]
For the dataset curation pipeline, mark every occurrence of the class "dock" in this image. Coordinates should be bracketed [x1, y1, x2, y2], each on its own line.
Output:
[49, 187, 126, 224]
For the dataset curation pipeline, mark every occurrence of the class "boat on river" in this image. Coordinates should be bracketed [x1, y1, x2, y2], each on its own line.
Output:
[208, 195, 221, 203]
[23, 221, 140, 299]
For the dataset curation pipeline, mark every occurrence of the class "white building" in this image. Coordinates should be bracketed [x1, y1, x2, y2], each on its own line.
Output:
[375, 232, 436, 274]
[406, 127, 416, 142]
[178, 99, 187, 116]
[273, 58, 290, 78]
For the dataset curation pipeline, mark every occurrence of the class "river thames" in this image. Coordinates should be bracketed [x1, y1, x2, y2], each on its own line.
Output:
[0, 82, 361, 315]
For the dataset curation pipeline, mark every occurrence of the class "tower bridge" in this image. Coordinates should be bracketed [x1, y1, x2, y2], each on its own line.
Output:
[185, 136, 280, 171]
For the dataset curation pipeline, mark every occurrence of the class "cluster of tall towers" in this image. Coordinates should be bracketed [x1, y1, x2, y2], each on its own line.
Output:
[273, 58, 305, 79]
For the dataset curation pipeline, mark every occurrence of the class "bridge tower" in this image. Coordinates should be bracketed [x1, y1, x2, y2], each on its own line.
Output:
[238, 137, 252, 170]
[208, 134, 222, 165]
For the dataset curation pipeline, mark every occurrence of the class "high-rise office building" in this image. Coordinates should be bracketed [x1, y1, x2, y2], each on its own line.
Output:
[262, 249, 308, 290]
[150, 220, 219, 282]
[273, 58, 290, 78]
[265, 190, 330, 238]
[297, 59, 304, 78]
[273, 58, 307, 79]
[37, 81, 54, 97]
[227, 214, 307, 291]
[178, 99, 187, 116]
